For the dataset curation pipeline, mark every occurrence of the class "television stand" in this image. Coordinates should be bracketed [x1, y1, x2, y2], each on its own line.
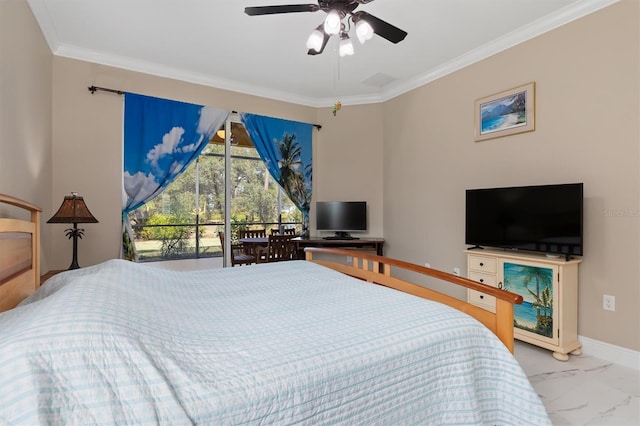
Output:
[292, 237, 384, 259]
[323, 232, 359, 240]
[465, 248, 582, 360]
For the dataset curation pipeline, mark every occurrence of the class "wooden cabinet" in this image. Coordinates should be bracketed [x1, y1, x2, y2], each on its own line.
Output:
[466, 249, 582, 361]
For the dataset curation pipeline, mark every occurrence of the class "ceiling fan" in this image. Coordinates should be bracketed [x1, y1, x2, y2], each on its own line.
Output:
[245, 0, 407, 56]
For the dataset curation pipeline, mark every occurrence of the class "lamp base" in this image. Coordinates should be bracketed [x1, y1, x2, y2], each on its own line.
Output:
[68, 227, 80, 270]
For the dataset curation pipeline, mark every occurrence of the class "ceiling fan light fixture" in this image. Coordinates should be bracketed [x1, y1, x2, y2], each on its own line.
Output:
[355, 19, 374, 44]
[306, 28, 325, 52]
[244, 3, 407, 56]
[324, 10, 342, 35]
[339, 32, 354, 57]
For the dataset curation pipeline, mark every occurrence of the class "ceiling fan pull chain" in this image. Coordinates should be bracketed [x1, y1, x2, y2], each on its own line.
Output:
[333, 48, 342, 116]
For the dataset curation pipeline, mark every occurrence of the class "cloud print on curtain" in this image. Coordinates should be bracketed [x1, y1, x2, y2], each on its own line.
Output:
[122, 93, 230, 260]
[240, 112, 313, 237]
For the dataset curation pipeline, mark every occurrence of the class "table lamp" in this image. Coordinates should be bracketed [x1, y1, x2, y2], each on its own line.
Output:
[47, 192, 99, 270]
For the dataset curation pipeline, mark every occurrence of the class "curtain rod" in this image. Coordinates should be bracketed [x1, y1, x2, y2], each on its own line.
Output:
[88, 85, 124, 95]
[87, 85, 322, 130]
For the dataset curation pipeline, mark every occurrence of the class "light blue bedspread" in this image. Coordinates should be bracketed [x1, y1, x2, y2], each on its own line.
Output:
[0, 259, 550, 425]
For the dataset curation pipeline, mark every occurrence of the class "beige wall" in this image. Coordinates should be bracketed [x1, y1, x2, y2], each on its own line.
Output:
[0, 0, 52, 271]
[50, 58, 384, 268]
[383, 0, 639, 351]
[312, 103, 384, 235]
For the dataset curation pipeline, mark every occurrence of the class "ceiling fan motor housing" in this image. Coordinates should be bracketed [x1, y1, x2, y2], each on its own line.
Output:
[318, 0, 360, 14]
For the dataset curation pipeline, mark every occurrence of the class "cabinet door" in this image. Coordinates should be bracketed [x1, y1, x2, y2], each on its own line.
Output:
[499, 259, 559, 346]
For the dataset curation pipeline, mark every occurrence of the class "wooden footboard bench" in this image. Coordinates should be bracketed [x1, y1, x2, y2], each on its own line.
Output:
[304, 247, 523, 352]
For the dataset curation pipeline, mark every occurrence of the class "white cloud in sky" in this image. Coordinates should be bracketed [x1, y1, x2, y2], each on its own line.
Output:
[124, 170, 159, 206]
[124, 107, 229, 206]
[181, 134, 203, 154]
[146, 127, 185, 169]
[198, 107, 223, 135]
[168, 160, 185, 176]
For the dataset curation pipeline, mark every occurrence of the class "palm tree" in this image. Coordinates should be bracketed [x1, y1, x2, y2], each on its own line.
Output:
[523, 266, 553, 337]
[276, 132, 312, 237]
[529, 285, 553, 336]
[277, 133, 308, 208]
[522, 266, 552, 316]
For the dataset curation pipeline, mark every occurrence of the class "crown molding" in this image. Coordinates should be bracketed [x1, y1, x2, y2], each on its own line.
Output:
[53, 44, 324, 107]
[374, 0, 621, 104]
[28, 0, 620, 108]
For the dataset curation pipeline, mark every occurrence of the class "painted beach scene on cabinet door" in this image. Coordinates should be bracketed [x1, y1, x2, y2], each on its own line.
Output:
[503, 262, 555, 339]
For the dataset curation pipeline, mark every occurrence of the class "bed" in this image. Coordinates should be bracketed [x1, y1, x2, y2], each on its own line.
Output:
[0, 194, 550, 425]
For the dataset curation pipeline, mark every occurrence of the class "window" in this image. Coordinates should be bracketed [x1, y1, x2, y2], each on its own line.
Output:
[129, 122, 301, 261]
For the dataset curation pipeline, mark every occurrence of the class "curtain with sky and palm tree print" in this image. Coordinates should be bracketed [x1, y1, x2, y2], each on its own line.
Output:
[122, 93, 230, 260]
[240, 113, 313, 238]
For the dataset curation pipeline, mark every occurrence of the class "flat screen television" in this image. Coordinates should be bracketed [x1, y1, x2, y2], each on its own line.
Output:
[465, 183, 583, 258]
[316, 201, 367, 240]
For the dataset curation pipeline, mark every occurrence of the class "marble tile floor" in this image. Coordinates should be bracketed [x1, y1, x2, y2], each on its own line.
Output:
[514, 341, 640, 425]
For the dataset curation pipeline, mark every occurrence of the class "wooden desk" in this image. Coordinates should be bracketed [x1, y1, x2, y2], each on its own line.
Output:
[292, 237, 384, 259]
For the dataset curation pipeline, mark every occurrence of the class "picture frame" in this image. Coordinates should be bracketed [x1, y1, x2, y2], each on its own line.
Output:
[474, 82, 535, 142]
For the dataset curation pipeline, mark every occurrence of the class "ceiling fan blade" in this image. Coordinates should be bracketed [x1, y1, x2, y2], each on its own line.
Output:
[245, 4, 320, 16]
[354, 11, 407, 44]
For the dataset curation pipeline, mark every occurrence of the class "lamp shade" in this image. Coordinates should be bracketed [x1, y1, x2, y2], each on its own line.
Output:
[47, 193, 99, 224]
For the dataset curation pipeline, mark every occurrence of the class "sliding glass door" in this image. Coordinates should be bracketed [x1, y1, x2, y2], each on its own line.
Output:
[128, 116, 301, 264]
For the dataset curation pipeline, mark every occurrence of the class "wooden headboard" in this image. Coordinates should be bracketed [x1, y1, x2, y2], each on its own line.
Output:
[0, 194, 41, 312]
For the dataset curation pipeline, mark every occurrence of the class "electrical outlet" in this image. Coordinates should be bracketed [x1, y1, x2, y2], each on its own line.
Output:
[453, 267, 461, 276]
[603, 294, 615, 311]
[424, 262, 431, 268]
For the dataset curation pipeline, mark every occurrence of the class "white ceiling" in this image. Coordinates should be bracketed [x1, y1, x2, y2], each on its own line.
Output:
[27, 0, 617, 107]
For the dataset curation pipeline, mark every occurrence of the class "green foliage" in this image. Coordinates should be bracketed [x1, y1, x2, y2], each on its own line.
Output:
[132, 140, 303, 261]
[531, 285, 553, 337]
[535, 313, 553, 336]
[230, 215, 248, 244]
[521, 266, 554, 338]
[284, 207, 302, 223]
[141, 213, 193, 258]
[122, 229, 136, 262]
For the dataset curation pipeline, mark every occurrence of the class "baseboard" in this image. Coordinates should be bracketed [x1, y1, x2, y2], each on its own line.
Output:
[579, 335, 640, 371]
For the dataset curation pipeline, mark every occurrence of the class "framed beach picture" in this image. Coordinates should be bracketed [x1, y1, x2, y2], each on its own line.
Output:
[474, 82, 535, 142]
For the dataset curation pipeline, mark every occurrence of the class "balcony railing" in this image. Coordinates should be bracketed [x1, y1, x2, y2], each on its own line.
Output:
[132, 221, 301, 262]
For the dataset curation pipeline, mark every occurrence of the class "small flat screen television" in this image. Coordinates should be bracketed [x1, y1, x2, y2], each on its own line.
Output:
[465, 183, 583, 258]
[316, 201, 367, 240]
